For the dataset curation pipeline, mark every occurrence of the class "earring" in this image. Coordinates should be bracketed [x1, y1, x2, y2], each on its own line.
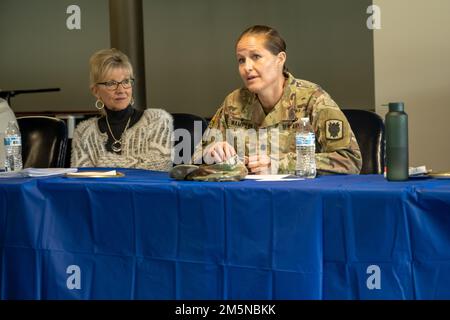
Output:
[130, 97, 135, 106]
[95, 99, 104, 110]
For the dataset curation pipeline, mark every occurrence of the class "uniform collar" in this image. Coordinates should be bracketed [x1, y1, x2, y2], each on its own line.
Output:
[240, 73, 297, 128]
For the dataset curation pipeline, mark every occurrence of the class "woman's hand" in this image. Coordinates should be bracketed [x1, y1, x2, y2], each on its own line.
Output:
[203, 142, 237, 164]
[246, 154, 271, 174]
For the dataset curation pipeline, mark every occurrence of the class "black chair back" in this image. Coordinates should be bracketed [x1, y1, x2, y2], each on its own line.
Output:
[17, 116, 68, 168]
[342, 109, 385, 174]
[171, 113, 208, 163]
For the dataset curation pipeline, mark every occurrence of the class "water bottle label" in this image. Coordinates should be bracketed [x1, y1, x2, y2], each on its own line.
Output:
[4, 135, 21, 146]
[296, 133, 315, 146]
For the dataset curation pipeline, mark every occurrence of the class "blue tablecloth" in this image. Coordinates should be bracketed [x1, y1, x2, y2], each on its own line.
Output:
[1, 169, 450, 299]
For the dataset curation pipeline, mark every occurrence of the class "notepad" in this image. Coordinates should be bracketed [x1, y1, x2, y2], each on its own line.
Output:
[65, 170, 123, 178]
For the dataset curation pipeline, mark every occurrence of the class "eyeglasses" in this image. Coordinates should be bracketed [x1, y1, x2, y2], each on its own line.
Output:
[97, 78, 135, 90]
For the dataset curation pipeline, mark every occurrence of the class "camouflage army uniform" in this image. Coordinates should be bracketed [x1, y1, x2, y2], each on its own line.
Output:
[192, 73, 362, 175]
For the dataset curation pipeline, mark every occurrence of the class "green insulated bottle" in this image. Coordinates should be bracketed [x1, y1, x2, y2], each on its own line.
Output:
[385, 102, 408, 181]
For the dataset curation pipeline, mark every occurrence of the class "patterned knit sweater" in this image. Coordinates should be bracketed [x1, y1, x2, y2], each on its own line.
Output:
[71, 109, 173, 171]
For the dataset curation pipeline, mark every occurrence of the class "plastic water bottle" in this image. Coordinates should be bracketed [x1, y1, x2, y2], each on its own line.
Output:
[4, 121, 23, 172]
[295, 117, 316, 178]
[385, 102, 408, 181]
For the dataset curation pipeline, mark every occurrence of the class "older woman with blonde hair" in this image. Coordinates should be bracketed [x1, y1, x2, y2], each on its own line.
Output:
[71, 48, 173, 170]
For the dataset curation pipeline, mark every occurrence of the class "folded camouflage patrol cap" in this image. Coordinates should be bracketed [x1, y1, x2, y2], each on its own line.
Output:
[170, 155, 248, 182]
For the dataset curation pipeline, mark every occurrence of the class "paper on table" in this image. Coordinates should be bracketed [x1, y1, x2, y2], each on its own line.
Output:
[245, 174, 304, 181]
[408, 165, 430, 176]
[24, 168, 78, 177]
[0, 168, 78, 178]
[383, 165, 431, 178]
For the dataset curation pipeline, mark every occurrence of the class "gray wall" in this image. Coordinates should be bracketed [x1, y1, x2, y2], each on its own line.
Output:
[144, 0, 374, 117]
[1, 0, 374, 117]
[0, 0, 109, 112]
[374, 0, 450, 171]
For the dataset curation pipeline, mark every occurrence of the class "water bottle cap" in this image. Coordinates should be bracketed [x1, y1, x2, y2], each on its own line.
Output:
[388, 102, 404, 112]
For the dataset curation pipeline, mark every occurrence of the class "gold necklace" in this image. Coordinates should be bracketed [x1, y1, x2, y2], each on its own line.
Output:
[105, 113, 132, 153]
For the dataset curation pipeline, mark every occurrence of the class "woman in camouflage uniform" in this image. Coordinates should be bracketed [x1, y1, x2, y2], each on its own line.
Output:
[193, 25, 362, 175]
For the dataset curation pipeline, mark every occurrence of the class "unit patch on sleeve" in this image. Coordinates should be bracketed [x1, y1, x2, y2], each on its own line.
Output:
[325, 120, 343, 140]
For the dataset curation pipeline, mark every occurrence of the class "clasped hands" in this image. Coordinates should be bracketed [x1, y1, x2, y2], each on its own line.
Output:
[203, 142, 271, 174]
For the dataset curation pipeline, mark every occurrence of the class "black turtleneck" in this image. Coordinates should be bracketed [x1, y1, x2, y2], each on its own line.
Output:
[98, 105, 144, 153]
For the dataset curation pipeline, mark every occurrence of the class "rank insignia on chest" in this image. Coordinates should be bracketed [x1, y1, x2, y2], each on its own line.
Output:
[325, 120, 343, 140]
